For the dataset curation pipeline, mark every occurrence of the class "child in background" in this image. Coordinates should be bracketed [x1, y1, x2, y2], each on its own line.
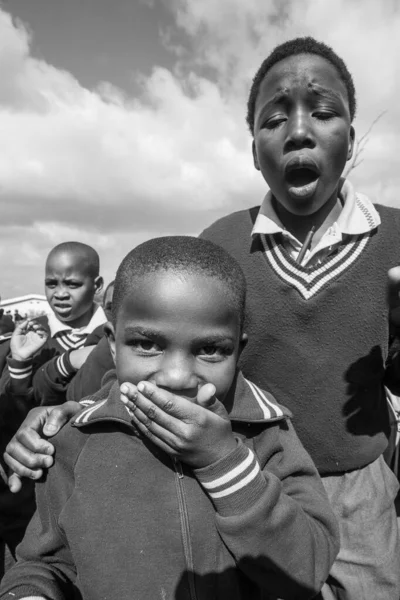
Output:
[1, 241, 106, 406]
[102, 279, 114, 320]
[0, 236, 339, 600]
[31, 279, 115, 407]
[0, 241, 105, 579]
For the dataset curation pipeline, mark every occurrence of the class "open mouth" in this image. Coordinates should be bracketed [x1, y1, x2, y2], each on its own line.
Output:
[286, 167, 319, 188]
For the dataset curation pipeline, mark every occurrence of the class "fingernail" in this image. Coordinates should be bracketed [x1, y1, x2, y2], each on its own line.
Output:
[45, 424, 57, 434]
[120, 384, 129, 394]
[137, 382, 145, 392]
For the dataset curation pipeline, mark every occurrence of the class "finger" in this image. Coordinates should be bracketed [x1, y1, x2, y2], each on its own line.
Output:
[388, 267, 400, 302]
[137, 381, 197, 419]
[3, 452, 46, 481]
[13, 427, 55, 456]
[8, 473, 22, 494]
[196, 383, 217, 408]
[14, 319, 29, 334]
[120, 382, 138, 406]
[133, 390, 183, 434]
[130, 408, 178, 455]
[43, 401, 81, 436]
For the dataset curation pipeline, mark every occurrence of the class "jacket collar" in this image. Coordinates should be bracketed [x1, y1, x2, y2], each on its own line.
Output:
[72, 371, 290, 430]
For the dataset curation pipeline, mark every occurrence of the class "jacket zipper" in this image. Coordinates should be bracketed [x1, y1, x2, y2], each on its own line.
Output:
[173, 458, 198, 600]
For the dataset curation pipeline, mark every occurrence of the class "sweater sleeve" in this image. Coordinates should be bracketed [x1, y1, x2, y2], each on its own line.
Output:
[0, 434, 80, 600]
[4, 357, 34, 396]
[193, 420, 339, 599]
[32, 351, 77, 407]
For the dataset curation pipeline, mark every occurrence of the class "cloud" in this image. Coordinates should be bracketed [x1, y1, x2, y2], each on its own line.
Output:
[0, 1, 399, 296]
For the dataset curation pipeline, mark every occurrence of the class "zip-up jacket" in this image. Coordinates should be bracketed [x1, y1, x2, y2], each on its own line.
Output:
[0, 372, 339, 600]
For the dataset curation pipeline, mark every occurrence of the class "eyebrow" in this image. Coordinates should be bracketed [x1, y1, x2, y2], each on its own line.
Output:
[308, 83, 342, 102]
[45, 277, 83, 283]
[261, 87, 290, 110]
[124, 326, 161, 338]
[123, 326, 234, 344]
[258, 83, 342, 116]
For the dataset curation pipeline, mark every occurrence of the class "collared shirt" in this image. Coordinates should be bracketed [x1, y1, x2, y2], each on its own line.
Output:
[46, 304, 107, 351]
[251, 180, 381, 267]
[47, 304, 107, 338]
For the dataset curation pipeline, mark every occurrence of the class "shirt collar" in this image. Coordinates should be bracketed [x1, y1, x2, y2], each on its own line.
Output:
[47, 304, 107, 337]
[251, 179, 381, 239]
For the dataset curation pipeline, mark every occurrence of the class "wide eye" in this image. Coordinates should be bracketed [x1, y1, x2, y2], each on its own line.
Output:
[201, 345, 219, 355]
[198, 345, 232, 362]
[130, 340, 162, 355]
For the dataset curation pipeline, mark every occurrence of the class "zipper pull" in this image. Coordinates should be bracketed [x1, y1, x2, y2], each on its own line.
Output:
[174, 458, 184, 478]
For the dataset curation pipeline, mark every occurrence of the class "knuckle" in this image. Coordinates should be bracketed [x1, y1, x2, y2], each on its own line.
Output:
[146, 387, 155, 399]
[143, 424, 153, 438]
[174, 437, 185, 452]
[142, 417, 152, 429]
[146, 406, 157, 420]
[163, 399, 174, 413]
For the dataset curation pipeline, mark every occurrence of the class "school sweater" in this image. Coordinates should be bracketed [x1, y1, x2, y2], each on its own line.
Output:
[1, 306, 106, 406]
[0, 372, 339, 600]
[200, 199, 400, 475]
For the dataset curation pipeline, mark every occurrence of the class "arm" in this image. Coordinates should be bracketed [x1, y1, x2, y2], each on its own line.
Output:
[32, 347, 96, 406]
[0, 433, 79, 600]
[31, 325, 106, 406]
[193, 420, 339, 599]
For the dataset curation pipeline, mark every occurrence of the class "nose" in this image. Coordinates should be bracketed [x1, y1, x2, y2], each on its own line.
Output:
[54, 286, 70, 300]
[284, 108, 315, 152]
[153, 353, 198, 393]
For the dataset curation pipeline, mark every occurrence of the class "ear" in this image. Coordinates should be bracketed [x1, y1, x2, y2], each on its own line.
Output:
[252, 140, 260, 171]
[104, 321, 116, 366]
[238, 332, 248, 358]
[94, 276, 104, 294]
[347, 126, 355, 161]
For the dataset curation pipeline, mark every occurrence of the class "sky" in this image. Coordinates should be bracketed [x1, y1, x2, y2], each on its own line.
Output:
[0, 0, 399, 298]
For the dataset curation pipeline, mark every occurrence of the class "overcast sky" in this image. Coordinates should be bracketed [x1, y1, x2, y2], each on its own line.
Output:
[1, 0, 399, 298]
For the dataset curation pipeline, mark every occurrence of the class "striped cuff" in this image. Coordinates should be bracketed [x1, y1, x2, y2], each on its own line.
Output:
[194, 442, 266, 517]
[54, 351, 77, 381]
[7, 357, 33, 381]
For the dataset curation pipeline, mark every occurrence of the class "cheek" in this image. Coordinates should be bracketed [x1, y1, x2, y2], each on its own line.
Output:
[208, 358, 237, 399]
[255, 139, 281, 178]
[73, 288, 92, 306]
[116, 350, 148, 385]
[323, 130, 351, 168]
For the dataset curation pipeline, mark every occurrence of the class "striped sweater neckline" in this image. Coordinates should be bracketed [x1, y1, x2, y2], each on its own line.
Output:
[260, 231, 371, 300]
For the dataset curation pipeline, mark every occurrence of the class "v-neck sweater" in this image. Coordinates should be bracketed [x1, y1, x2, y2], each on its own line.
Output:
[201, 203, 400, 474]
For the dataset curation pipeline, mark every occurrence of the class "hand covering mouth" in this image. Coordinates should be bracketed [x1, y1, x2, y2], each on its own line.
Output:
[285, 158, 320, 188]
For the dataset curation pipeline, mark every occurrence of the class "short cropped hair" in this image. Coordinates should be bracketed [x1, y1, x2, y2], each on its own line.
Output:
[112, 236, 246, 327]
[246, 36, 356, 135]
[47, 242, 100, 278]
